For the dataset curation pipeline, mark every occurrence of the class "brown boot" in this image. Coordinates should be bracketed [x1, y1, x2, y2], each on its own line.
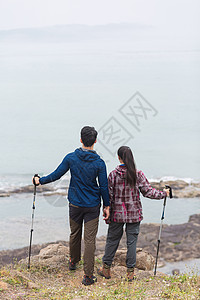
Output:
[127, 268, 136, 282]
[97, 263, 111, 279]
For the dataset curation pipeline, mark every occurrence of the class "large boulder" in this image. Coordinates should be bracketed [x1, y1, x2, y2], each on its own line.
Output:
[114, 248, 155, 271]
[21, 243, 155, 271]
[136, 248, 155, 270]
[20, 243, 69, 269]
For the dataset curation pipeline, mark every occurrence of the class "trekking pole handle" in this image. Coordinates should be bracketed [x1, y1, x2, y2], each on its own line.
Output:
[165, 185, 173, 198]
[33, 174, 40, 186]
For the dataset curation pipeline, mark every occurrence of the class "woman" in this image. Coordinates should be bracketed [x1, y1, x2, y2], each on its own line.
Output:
[98, 146, 169, 281]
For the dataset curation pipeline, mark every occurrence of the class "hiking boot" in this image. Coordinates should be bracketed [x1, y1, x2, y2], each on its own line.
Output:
[126, 267, 136, 282]
[69, 258, 76, 270]
[82, 275, 97, 286]
[97, 263, 111, 279]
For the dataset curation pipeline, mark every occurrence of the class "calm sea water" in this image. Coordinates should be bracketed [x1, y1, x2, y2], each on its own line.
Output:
[0, 26, 199, 250]
[0, 37, 199, 179]
[0, 192, 199, 251]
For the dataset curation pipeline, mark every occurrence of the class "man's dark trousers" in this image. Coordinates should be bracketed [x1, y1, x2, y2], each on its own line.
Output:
[69, 203, 100, 276]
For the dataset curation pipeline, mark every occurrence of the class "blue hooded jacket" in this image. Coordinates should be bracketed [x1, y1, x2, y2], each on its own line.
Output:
[39, 148, 110, 207]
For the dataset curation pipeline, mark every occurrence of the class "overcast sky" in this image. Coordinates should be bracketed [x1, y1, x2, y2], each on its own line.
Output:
[0, 0, 199, 35]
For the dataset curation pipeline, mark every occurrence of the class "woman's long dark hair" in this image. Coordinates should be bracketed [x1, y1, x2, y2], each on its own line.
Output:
[118, 146, 137, 187]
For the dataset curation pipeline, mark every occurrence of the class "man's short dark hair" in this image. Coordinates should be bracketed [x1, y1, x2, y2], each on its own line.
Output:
[81, 126, 98, 147]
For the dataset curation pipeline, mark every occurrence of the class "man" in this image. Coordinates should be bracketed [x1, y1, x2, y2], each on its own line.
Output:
[33, 126, 110, 285]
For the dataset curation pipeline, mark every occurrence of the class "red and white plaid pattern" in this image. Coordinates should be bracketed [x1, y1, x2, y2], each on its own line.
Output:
[108, 165, 166, 223]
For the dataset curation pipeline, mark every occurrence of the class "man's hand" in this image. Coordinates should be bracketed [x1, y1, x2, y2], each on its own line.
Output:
[103, 206, 110, 221]
[163, 188, 170, 197]
[32, 176, 40, 186]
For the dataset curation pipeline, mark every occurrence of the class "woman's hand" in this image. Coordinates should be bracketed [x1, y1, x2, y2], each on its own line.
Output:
[163, 188, 170, 197]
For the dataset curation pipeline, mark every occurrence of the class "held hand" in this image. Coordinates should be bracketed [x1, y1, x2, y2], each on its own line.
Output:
[32, 176, 40, 186]
[163, 188, 170, 197]
[103, 206, 110, 221]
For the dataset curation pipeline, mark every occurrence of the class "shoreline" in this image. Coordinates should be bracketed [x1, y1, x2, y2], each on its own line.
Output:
[1, 178, 200, 198]
[1, 214, 199, 267]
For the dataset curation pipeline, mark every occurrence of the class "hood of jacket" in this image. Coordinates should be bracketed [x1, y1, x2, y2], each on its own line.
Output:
[115, 165, 127, 179]
[75, 148, 100, 162]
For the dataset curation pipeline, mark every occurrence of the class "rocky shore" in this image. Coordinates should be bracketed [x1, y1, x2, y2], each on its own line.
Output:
[97, 214, 200, 263]
[150, 180, 200, 198]
[0, 179, 200, 198]
[1, 214, 199, 267]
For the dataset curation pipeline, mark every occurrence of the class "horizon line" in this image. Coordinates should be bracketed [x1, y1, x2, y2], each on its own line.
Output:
[0, 22, 151, 33]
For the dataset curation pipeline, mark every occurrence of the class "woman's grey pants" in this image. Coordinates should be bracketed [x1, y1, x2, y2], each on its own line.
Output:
[103, 221, 140, 268]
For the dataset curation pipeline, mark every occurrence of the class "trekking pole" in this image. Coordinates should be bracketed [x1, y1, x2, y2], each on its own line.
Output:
[154, 185, 173, 275]
[28, 174, 40, 269]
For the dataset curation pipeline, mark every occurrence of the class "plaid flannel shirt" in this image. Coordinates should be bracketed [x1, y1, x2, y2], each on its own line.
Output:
[108, 165, 167, 223]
